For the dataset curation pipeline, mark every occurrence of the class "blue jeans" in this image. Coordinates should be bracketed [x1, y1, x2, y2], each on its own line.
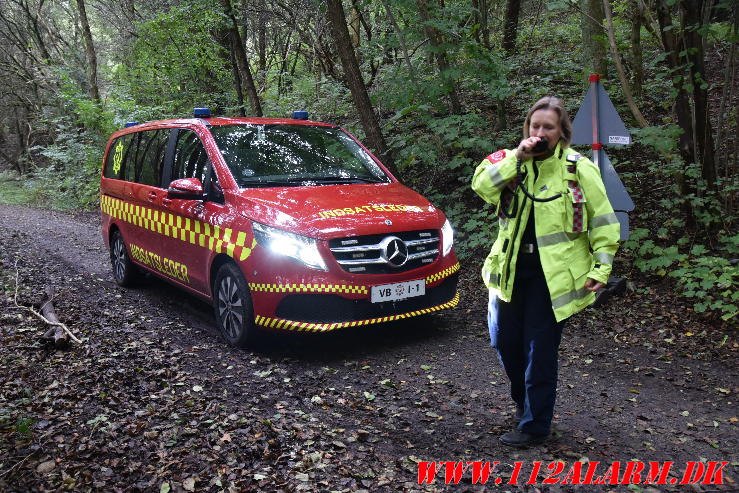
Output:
[488, 253, 566, 436]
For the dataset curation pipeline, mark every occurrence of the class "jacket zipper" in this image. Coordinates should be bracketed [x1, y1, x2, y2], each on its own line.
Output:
[503, 191, 528, 290]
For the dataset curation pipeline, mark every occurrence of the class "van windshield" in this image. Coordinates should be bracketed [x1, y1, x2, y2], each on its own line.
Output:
[210, 124, 391, 187]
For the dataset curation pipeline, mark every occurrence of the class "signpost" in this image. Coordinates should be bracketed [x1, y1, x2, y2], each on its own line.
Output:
[572, 74, 635, 240]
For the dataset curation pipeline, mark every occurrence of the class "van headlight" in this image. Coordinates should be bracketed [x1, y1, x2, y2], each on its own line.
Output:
[441, 219, 454, 256]
[252, 222, 328, 271]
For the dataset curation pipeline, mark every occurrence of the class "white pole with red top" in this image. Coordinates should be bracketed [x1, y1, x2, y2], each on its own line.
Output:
[589, 74, 602, 169]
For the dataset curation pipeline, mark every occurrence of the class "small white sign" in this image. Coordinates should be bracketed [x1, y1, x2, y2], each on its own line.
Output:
[371, 279, 425, 303]
[608, 135, 630, 145]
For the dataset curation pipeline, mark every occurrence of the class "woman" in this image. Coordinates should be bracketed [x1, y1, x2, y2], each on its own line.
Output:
[471, 96, 620, 448]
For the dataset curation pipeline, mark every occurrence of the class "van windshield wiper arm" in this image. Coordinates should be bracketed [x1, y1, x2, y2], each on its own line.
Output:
[309, 176, 386, 184]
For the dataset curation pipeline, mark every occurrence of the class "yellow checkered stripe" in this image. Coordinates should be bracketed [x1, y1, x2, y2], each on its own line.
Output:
[254, 292, 460, 333]
[426, 262, 460, 284]
[249, 283, 368, 295]
[101, 195, 256, 261]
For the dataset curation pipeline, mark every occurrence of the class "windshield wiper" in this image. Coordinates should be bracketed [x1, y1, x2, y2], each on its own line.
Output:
[240, 178, 306, 188]
[309, 176, 386, 184]
[240, 175, 386, 187]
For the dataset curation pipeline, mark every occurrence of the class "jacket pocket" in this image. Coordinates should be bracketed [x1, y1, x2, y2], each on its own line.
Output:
[569, 255, 591, 284]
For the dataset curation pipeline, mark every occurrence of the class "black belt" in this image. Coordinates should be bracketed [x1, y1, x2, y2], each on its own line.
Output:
[520, 243, 536, 254]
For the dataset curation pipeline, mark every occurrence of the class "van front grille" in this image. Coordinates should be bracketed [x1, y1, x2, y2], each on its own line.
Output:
[328, 230, 439, 274]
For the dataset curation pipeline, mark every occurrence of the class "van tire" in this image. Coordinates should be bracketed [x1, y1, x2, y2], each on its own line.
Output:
[213, 263, 256, 348]
[110, 230, 138, 286]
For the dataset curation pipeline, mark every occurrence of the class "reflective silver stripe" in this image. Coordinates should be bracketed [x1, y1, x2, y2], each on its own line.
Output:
[537, 231, 582, 247]
[552, 287, 590, 309]
[594, 252, 614, 264]
[591, 212, 619, 228]
[487, 166, 507, 190]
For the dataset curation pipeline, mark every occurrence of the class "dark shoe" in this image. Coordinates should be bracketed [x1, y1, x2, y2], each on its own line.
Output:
[499, 429, 547, 448]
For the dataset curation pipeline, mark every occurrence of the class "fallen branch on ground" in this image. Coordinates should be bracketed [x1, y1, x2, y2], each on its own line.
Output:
[12, 259, 83, 345]
[41, 286, 70, 347]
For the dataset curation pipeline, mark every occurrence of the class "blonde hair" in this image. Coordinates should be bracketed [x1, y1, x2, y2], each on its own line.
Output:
[523, 96, 572, 148]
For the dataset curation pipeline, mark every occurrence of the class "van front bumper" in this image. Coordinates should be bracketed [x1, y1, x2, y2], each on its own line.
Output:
[249, 262, 460, 333]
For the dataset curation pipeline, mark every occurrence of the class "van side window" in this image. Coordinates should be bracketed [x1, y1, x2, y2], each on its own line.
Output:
[172, 130, 209, 184]
[136, 130, 169, 187]
[104, 133, 137, 180]
[122, 133, 140, 183]
[103, 137, 123, 179]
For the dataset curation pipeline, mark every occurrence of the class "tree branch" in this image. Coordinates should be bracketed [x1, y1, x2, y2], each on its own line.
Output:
[13, 259, 83, 345]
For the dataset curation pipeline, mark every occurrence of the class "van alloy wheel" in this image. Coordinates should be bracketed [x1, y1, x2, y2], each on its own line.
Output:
[218, 276, 243, 340]
[213, 263, 256, 348]
[110, 230, 137, 286]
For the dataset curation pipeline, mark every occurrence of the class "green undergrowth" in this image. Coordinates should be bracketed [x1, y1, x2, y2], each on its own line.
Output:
[623, 229, 738, 323]
[0, 170, 98, 211]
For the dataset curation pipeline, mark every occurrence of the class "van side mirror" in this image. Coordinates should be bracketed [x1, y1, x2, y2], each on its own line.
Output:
[168, 178, 204, 200]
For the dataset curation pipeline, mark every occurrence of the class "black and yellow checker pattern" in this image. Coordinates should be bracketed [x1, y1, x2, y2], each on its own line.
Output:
[426, 262, 460, 284]
[249, 283, 368, 295]
[248, 261, 459, 296]
[254, 292, 460, 332]
[101, 195, 257, 261]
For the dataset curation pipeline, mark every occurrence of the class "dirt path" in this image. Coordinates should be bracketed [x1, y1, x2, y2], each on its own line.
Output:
[1, 204, 737, 492]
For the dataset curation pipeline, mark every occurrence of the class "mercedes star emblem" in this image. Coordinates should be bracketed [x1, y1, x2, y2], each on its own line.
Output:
[382, 237, 408, 267]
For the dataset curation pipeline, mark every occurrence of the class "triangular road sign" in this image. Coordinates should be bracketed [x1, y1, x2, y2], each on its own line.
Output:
[572, 83, 631, 146]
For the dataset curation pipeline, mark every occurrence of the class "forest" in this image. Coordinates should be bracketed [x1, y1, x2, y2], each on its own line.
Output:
[0, 1, 738, 491]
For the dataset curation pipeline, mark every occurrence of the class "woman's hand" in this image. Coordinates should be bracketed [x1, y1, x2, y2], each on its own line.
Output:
[584, 278, 605, 292]
[515, 137, 545, 160]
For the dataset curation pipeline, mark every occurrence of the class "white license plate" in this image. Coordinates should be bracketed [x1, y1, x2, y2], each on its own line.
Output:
[371, 279, 425, 303]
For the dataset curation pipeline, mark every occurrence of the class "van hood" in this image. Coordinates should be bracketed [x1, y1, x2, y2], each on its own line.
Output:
[229, 183, 444, 238]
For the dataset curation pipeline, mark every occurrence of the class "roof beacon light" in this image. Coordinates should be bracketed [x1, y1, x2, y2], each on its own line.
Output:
[124, 121, 139, 128]
[193, 107, 212, 118]
[292, 110, 309, 120]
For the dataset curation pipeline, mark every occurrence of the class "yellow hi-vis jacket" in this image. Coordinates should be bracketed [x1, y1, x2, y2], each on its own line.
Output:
[471, 144, 620, 322]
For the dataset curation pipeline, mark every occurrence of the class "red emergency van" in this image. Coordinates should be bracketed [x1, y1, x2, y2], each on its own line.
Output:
[100, 109, 459, 346]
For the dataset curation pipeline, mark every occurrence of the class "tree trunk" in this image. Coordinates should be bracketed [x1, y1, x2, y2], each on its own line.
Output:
[602, 0, 648, 127]
[416, 0, 462, 114]
[502, 0, 521, 55]
[75, 0, 100, 102]
[325, 0, 398, 176]
[681, 0, 716, 190]
[479, 0, 489, 49]
[221, 0, 262, 116]
[629, 0, 644, 98]
[349, 7, 361, 47]
[230, 40, 247, 117]
[257, 0, 267, 89]
[715, 6, 737, 182]
[581, 0, 608, 77]
[655, 0, 697, 229]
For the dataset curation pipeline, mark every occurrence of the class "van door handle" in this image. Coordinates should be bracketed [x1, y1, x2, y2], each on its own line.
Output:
[147, 191, 157, 202]
[162, 198, 172, 207]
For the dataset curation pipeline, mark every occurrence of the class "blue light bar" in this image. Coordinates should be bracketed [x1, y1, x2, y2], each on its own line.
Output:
[193, 107, 212, 118]
[292, 110, 309, 120]
[124, 121, 139, 128]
